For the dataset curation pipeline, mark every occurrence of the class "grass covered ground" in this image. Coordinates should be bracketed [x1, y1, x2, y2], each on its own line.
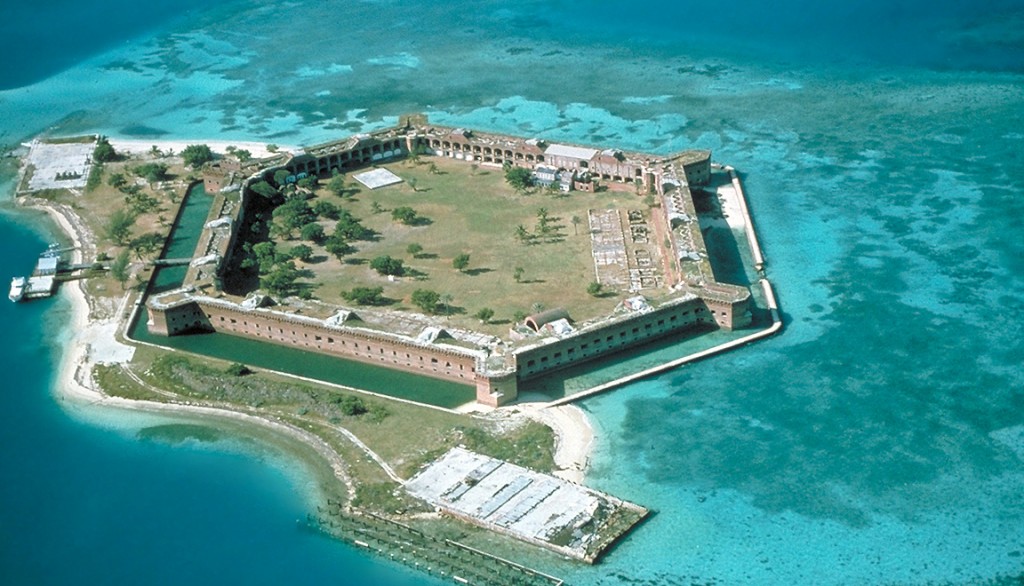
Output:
[272, 156, 655, 333]
[99, 348, 555, 506]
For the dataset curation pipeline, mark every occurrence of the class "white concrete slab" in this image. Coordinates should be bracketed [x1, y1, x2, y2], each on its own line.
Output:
[353, 167, 403, 189]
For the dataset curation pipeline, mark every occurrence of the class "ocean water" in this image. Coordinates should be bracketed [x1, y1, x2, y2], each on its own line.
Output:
[1, 1, 1023, 584]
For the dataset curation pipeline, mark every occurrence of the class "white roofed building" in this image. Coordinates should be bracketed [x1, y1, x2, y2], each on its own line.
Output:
[544, 143, 599, 170]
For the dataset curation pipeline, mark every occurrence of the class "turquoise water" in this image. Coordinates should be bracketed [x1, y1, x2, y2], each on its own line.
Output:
[2, 1, 1023, 584]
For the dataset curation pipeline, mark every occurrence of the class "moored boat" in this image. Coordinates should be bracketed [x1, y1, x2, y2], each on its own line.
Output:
[9, 276, 26, 302]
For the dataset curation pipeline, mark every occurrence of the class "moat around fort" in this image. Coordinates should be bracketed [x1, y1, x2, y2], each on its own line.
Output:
[142, 116, 779, 410]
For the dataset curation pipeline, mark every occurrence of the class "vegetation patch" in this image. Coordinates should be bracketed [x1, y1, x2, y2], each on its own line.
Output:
[147, 354, 389, 422]
[129, 354, 555, 480]
[457, 421, 556, 472]
[227, 156, 652, 335]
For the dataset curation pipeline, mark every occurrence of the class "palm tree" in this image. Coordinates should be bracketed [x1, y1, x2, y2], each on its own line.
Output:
[441, 293, 454, 318]
[515, 225, 530, 243]
[571, 215, 582, 235]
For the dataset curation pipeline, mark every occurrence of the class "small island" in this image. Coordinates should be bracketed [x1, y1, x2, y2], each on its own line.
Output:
[12, 114, 779, 584]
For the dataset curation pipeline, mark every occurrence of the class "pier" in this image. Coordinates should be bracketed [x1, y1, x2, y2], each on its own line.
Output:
[8, 245, 104, 302]
[9, 248, 64, 302]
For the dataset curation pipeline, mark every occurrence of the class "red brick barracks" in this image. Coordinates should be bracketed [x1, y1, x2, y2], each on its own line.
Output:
[153, 116, 751, 408]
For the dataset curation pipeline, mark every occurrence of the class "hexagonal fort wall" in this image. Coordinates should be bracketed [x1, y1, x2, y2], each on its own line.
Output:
[149, 117, 751, 408]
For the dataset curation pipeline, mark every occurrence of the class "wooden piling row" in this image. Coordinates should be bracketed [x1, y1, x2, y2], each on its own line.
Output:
[310, 505, 564, 586]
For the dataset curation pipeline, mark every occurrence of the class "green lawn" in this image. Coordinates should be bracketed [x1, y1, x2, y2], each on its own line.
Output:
[290, 157, 648, 333]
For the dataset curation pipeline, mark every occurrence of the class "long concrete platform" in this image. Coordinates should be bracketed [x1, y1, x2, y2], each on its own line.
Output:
[405, 447, 648, 563]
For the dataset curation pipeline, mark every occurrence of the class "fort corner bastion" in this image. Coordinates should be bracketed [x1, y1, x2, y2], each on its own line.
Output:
[146, 115, 754, 408]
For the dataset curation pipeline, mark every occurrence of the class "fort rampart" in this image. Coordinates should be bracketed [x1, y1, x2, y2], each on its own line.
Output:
[157, 117, 753, 409]
[148, 286, 748, 407]
[238, 114, 711, 199]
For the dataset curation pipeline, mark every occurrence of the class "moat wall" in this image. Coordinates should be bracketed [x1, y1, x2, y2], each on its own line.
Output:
[147, 289, 749, 408]
[147, 297, 493, 401]
[516, 294, 748, 380]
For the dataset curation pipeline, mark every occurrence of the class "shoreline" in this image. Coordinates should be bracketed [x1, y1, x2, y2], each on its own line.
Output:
[54, 265, 358, 501]
[107, 138, 300, 160]
[17, 176, 597, 492]
[508, 402, 593, 484]
[25, 195, 357, 501]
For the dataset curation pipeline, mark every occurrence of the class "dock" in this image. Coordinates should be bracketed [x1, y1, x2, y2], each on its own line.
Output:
[9, 245, 77, 302]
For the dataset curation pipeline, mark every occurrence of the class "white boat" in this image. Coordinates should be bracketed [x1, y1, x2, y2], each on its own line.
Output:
[9, 276, 26, 302]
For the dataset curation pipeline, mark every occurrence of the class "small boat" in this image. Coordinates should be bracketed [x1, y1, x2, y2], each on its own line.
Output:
[9, 276, 26, 302]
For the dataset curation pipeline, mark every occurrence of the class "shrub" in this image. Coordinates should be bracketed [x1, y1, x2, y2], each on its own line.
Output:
[370, 255, 404, 276]
[324, 235, 355, 259]
[133, 162, 169, 183]
[342, 286, 385, 305]
[475, 307, 495, 323]
[86, 164, 103, 193]
[249, 180, 277, 198]
[288, 244, 314, 262]
[334, 394, 367, 416]
[504, 166, 533, 192]
[326, 174, 347, 197]
[181, 144, 214, 169]
[93, 137, 118, 163]
[225, 363, 252, 376]
[300, 222, 325, 243]
[312, 200, 341, 220]
[391, 206, 421, 225]
[411, 289, 440, 313]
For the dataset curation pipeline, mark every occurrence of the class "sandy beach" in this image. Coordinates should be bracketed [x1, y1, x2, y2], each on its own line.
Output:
[108, 138, 300, 160]
[52, 268, 358, 499]
[505, 402, 594, 484]
[25, 193, 358, 499]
